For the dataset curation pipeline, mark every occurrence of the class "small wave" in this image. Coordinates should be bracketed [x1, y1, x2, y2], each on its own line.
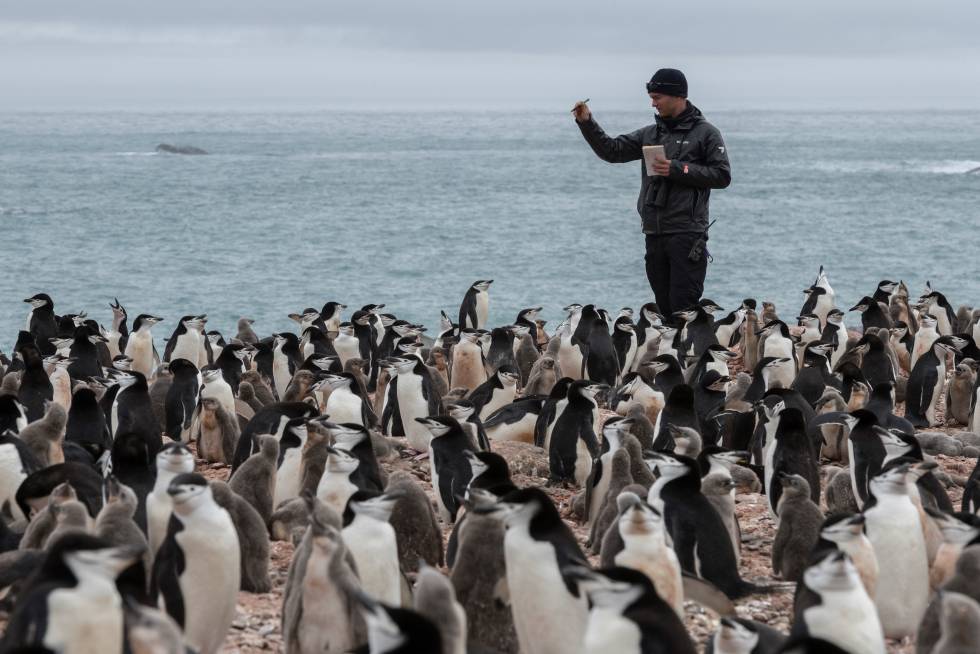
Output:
[811, 159, 980, 175]
[0, 207, 27, 215]
[113, 151, 159, 156]
[924, 160, 980, 174]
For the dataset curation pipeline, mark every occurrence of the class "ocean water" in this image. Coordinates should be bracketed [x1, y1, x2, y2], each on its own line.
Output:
[1, 109, 979, 350]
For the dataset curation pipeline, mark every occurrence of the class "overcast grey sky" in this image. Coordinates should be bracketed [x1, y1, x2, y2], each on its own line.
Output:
[3, 0, 980, 110]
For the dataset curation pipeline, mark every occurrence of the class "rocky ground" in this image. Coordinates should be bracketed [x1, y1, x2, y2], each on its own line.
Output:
[207, 421, 976, 653]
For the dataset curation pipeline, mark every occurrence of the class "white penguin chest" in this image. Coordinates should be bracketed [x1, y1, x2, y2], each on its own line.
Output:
[803, 588, 883, 654]
[274, 447, 304, 507]
[397, 374, 430, 449]
[126, 333, 154, 374]
[175, 513, 241, 654]
[504, 528, 587, 654]
[334, 335, 360, 364]
[326, 390, 362, 425]
[475, 291, 489, 328]
[315, 473, 358, 515]
[617, 535, 683, 616]
[763, 336, 793, 359]
[171, 333, 201, 364]
[342, 518, 400, 605]
[272, 353, 292, 394]
[299, 547, 354, 652]
[583, 607, 641, 654]
[146, 489, 174, 555]
[558, 339, 584, 380]
[44, 581, 124, 654]
[453, 343, 485, 387]
[0, 444, 28, 521]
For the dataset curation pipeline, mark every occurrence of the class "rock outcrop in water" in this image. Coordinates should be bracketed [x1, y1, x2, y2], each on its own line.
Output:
[156, 143, 208, 155]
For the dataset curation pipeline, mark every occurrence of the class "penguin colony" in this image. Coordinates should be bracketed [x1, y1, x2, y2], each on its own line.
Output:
[0, 274, 979, 653]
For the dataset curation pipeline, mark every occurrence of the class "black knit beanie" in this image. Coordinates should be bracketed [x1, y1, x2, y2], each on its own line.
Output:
[646, 69, 688, 97]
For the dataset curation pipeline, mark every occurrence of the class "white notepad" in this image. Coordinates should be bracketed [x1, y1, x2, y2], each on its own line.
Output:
[643, 145, 666, 176]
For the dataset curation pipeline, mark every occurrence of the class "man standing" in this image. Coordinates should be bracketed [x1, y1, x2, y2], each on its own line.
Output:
[573, 68, 731, 321]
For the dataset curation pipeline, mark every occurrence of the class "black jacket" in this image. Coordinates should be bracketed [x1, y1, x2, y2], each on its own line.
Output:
[577, 102, 730, 235]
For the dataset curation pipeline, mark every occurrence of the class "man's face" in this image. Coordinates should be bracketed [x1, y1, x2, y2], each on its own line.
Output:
[649, 93, 685, 118]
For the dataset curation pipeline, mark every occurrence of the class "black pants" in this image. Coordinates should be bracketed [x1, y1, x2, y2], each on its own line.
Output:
[644, 232, 707, 321]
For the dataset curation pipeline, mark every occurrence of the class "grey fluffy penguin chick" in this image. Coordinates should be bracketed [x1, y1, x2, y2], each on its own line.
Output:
[598, 483, 650, 567]
[815, 390, 849, 462]
[270, 498, 310, 544]
[425, 349, 451, 395]
[44, 499, 91, 548]
[342, 357, 370, 398]
[414, 563, 467, 654]
[731, 464, 762, 493]
[95, 476, 152, 582]
[930, 591, 980, 654]
[772, 473, 823, 582]
[238, 381, 265, 414]
[298, 426, 329, 499]
[623, 433, 656, 488]
[281, 496, 365, 654]
[148, 364, 172, 432]
[917, 546, 980, 654]
[449, 501, 518, 654]
[946, 361, 976, 426]
[588, 448, 634, 554]
[241, 370, 276, 406]
[724, 372, 753, 411]
[19, 482, 76, 550]
[229, 433, 279, 525]
[19, 401, 67, 467]
[741, 310, 761, 372]
[524, 355, 561, 396]
[387, 470, 444, 570]
[513, 329, 540, 387]
[0, 372, 20, 396]
[236, 318, 259, 344]
[625, 403, 656, 450]
[211, 480, 272, 593]
[825, 467, 860, 514]
[195, 397, 240, 464]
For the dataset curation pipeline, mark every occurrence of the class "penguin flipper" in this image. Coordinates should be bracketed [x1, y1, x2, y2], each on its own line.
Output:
[435, 451, 458, 519]
[381, 381, 397, 436]
[420, 375, 440, 417]
[151, 517, 187, 628]
[918, 368, 939, 419]
[964, 477, 980, 514]
[681, 572, 736, 616]
[533, 407, 553, 448]
[475, 421, 491, 451]
[579, 421, 600, 459]
[919, 472, 954, 513]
